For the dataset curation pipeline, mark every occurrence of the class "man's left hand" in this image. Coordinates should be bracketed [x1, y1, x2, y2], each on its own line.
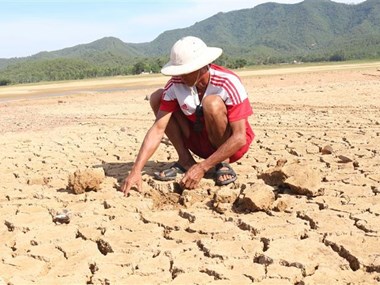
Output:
[180, 163, 206, 189]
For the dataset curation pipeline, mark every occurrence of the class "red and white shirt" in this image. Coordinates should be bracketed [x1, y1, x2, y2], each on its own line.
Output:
[160, 64, 253, 124]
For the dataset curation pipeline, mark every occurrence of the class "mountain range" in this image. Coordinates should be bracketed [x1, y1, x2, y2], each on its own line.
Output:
[1, 0, 380, 84]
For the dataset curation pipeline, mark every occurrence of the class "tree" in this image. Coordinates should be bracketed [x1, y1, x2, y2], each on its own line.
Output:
[132, 61, 147, 74]
[0, 79, 11, 86]
[234, 58, 247, 68]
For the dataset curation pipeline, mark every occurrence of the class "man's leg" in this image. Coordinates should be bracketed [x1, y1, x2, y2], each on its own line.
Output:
[202, 95, 235, 184]
[202, 95, 231, 148]
[150, 89, 197, 171]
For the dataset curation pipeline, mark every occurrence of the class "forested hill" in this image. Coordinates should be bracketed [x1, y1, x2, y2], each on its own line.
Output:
[135, 0, 380, 61]
[1, 0, 380, 85]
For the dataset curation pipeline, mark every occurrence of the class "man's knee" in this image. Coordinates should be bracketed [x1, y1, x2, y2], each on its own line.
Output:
[150, 88, 164, 114]
[202, 95, 227, 116]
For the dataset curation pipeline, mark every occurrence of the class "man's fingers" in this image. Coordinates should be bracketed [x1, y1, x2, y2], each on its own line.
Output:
[122, 178, 136, 195]
[180, 176, 188, 189]
[123, 188, 130, 196]
[180, 176, 197, 189]
[122, 179, 142, 196]
[122, 183, 131, 196]
[138, 179, 142, 192]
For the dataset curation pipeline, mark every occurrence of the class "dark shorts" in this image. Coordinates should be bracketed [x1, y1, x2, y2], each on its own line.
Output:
[184, 121, 254, 163]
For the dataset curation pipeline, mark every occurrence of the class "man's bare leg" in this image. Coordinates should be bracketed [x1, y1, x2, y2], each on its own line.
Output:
[150, 89, 197, 172]
[150, 91, 236, 183]
[202, 95, 235, 184]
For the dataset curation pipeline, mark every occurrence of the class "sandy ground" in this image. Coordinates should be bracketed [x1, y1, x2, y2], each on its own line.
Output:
[0, 62, 380, 284]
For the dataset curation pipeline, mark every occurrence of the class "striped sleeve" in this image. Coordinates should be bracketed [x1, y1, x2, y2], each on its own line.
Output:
[210, 75, 246, 105]
[159, 77, 180, 113]
[209, 65, 252, 121]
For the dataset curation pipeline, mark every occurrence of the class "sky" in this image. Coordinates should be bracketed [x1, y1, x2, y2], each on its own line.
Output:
[0, 0, 365, 59]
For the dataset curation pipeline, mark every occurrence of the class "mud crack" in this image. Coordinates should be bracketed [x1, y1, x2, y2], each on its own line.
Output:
[323, 237, 360, 271]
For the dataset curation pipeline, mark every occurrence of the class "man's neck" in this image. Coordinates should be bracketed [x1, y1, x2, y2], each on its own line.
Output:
[196, 69, 210, 91]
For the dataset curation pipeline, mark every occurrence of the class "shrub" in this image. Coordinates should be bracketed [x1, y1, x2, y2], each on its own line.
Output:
[0, 79, 11, 86]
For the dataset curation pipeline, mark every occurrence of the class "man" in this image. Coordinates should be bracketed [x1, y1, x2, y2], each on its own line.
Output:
[122, 36, 254, 196]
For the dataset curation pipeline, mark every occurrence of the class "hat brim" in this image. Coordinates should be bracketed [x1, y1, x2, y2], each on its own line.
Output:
[161, 47, 222, 76]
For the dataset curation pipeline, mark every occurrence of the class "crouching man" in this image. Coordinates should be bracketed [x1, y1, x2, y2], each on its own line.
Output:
[122, 36, 254, 196]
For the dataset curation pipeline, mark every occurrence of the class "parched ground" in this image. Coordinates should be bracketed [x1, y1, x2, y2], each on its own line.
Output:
[0, 62, 379, 284]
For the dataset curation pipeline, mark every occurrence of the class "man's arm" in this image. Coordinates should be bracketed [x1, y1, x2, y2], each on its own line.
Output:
[121, 110, 172, 195]
[180, 118, 247, 189]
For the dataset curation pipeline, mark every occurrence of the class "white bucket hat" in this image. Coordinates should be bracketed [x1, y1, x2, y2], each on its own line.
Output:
[161, 36, 223, 76]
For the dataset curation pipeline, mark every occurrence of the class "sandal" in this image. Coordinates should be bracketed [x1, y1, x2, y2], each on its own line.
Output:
[215, 162, 237, 186]
[154, 162, 186, 181]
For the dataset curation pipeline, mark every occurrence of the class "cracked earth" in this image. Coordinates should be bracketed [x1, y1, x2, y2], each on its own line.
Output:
[0, 63, 380, 284]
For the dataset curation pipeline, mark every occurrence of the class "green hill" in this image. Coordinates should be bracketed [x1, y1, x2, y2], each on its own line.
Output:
[1, 0, 380, 84]
[136, 0, 380, 62]
[30, 37, 143, 63]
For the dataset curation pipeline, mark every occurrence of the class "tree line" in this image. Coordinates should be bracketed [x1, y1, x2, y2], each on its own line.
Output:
[1, 47, 379, 86]
[0, 56, 249, 85]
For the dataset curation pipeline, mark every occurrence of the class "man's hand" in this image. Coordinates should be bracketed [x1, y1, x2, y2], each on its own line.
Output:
[121, 171, 142, 196]
[180, 163, 206, 189]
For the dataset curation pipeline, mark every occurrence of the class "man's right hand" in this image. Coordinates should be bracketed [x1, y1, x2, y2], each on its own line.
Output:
[121, 171, 142, 196]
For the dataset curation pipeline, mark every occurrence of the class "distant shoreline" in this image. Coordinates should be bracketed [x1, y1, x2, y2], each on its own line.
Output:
[0, 75, 167, 103]
[1, 61, 379, 103]
[0, 86, 154, 103]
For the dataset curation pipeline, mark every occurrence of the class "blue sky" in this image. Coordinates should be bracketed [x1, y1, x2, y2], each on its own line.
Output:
[0, 0, 364, 58]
